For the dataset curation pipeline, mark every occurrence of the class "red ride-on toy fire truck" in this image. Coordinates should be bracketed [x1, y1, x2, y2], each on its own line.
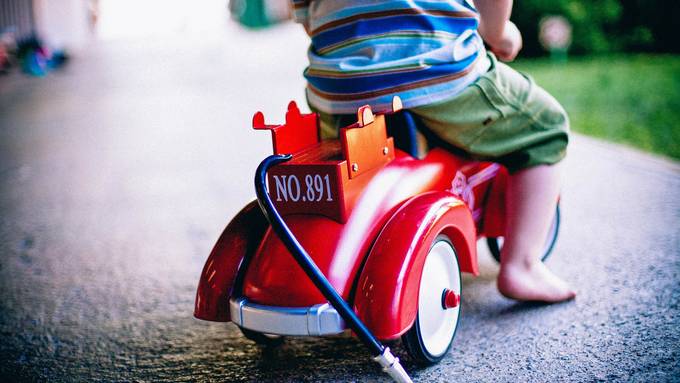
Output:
[194, 98, 559, 382]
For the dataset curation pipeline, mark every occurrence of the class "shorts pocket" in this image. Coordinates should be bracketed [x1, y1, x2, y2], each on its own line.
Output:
[412, 83, 504, 148]
[476, 61, 533, 116]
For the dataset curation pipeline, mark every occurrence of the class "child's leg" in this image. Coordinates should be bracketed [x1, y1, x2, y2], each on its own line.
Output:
[497, 163, 576, 302]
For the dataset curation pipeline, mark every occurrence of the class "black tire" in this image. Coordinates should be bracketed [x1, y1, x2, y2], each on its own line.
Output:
[487, 202, 561, 263]
[240, 327, 284, 347]
[402, 235, 462, 365]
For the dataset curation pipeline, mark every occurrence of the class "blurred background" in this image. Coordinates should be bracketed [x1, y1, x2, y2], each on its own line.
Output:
[1, 0, 678, 157]
[1, 1, 678, 382]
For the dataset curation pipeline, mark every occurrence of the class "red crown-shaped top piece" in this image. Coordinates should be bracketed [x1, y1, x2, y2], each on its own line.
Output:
[253, 101, 319, 155]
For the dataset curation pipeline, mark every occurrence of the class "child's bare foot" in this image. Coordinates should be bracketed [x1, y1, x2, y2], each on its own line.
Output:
[497, 261, 576, 303]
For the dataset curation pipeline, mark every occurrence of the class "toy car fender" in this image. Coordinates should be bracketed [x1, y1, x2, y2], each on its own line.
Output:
[354, 191, 478, 340]
[194, 200, 268, 322]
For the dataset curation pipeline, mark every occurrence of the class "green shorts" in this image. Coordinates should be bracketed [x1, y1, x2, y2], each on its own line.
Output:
[314, 53, 569, 173]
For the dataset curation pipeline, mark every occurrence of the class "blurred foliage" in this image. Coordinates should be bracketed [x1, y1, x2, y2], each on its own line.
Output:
[511, 0, 680, 56]
[514, 55, 680, 159]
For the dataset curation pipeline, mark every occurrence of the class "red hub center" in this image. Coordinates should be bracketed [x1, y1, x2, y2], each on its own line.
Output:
[441, 289, 460, 309]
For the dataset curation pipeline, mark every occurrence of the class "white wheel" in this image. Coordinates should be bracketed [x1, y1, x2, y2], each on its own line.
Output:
[402, 235, 461, 364]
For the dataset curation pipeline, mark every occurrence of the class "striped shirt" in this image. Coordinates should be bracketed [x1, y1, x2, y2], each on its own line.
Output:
[291, 0, 490, 114]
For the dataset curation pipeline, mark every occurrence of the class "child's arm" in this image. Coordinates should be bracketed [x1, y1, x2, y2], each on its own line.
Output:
[473, 0, 522, 61]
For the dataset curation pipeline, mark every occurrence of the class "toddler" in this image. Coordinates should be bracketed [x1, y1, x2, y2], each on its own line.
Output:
[290, 0, 576, 302]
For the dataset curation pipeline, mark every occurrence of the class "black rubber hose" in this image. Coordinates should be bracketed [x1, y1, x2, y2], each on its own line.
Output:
[254, 154, 385, 357]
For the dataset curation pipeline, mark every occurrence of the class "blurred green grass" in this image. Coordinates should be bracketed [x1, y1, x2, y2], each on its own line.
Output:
[513, 55, 680, 160]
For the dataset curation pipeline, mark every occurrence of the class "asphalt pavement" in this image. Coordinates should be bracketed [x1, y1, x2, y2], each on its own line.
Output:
[1, 23, 679, 382]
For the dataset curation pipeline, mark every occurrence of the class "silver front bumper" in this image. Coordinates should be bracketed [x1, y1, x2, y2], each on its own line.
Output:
[229, 297, 346, 336]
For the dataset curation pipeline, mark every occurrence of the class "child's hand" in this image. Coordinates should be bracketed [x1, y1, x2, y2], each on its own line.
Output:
[487, 21, 522, 62]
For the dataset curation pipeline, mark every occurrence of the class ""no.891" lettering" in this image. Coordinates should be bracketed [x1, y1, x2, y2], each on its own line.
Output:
[272, 174, 333, 203]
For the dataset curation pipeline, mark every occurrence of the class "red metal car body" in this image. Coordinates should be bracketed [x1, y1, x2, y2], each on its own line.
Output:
[193, 98, 556, 367]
